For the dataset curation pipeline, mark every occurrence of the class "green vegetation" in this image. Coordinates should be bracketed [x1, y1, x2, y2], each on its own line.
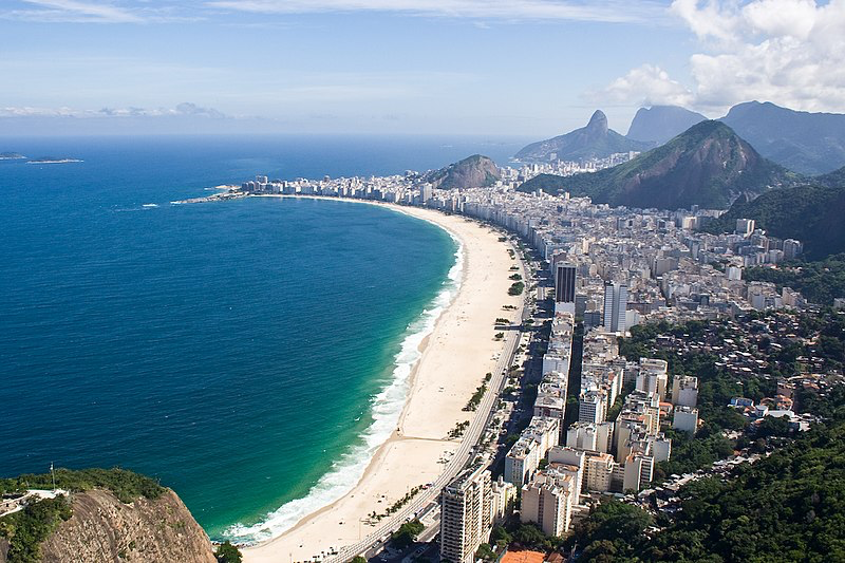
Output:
[604, 382, 633, 422]
[568, 499, 652, 561]
[0, 469, 167, 563]
[351, 556, 367, 563]
[519, 121, 800, 210]
[215, 541, 243, 563]
[745, 255, 845, 304]
[464, 378, 489, 411]
[703, 184, 845, 260]
[510, 522, 562, 552]
[475, 543, 497, 562]
[1, 496, 73, 563]
[0, 468, 165, 503]
[448, 420, 470, 439]
[509, 273, 523, 281]
[508, 282, 525, 296]
[494, 332, 505, 340]
[391, 520, 424, 549]
[495, 317, 510, 325]
[571, 419, 845, 562]
[490, 525, 512, 548]
[369, 487, 424, 522]
[654, 428, 735, 480]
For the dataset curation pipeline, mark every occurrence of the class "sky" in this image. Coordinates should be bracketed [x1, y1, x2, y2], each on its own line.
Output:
[1, 0, 844, 136]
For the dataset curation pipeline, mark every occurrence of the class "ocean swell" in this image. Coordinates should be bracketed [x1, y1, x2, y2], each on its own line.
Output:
[223, 229, 463, 545]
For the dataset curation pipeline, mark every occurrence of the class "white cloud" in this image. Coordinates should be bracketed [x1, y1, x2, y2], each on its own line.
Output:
[18, 0, 143, 22]
[602, 0, 845, 114]
[206, 0, 667, 24]
[601, 64, 695, 107]
[1, 1, 198, 23]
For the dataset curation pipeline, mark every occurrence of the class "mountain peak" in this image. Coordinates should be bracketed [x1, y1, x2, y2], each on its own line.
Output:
[514, 109, 650, 163]
[423, 154, 501, 189]
[626, 105, 707, 144]
[518, 119, 799, 210]
[587, 110, 608, 133]
[720, 101, 845, 174]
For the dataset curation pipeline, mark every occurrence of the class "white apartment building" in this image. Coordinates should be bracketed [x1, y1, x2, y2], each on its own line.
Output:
[671, 375, 699, 407]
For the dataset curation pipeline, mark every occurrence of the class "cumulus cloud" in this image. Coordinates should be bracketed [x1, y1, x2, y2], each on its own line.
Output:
[603, 0, 845, 114]
[601, 64, 695, 108]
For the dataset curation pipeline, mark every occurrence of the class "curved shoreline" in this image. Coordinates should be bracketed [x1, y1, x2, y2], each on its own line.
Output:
[242, 197, 521, 563]
[224, 196, 465, 545]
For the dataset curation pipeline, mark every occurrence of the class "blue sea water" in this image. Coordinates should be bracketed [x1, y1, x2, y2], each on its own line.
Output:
[0, 134, 528, 540]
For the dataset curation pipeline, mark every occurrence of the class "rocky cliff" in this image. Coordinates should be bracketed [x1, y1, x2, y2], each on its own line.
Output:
[0, 468, 217, 564]
[36, 489, 216, 563]
[424, 154, 501, 189]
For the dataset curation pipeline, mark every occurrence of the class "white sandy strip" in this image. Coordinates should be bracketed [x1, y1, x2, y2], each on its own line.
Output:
[241, 201, 520, 563]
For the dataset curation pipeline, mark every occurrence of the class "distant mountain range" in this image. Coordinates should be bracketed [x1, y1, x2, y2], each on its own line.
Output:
[517, 121, 800, 210]
[514, 110, 652, 163]
[703, 171, 845, 260]
[626, 105, 707, 144]
[424, 154, 501, 189]
[517, 101, 845, 176]
[720, 101, 845, 175]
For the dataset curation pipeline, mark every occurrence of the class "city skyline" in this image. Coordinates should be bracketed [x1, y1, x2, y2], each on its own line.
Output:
[2, 0, 844, 135]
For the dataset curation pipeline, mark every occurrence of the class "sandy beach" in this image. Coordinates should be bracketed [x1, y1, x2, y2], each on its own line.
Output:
[243, 202, 521, 563]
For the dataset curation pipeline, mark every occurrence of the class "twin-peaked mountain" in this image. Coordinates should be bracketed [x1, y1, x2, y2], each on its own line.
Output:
[423, 154, 501, 189]
[517, 120, 800, 210]
[514, 110, 653, 163]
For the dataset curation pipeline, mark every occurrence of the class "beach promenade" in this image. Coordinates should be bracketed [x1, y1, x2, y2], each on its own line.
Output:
[243, 204, 524, 563]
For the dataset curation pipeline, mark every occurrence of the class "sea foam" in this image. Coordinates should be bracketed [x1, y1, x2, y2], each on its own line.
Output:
[223, 230, 464, 545]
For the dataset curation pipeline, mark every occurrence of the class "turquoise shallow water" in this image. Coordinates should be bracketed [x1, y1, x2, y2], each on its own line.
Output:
[0, 135, 527, 539]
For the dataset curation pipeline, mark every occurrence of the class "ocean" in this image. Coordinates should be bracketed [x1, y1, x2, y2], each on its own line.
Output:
[0, 134, 528, 541]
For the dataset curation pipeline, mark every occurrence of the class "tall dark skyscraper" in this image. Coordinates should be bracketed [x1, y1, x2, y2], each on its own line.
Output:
[555, 263, 576, 314]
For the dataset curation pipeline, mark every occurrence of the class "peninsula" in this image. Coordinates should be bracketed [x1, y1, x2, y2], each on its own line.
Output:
[26, 157, 84, 164]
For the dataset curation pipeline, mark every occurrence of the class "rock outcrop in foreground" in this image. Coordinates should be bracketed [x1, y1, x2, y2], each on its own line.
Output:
[38, 489, 216, 563]
[0, 468, 217, 563]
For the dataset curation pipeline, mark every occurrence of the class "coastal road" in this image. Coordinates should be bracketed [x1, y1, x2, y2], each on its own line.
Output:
[330, 241, 525, 563]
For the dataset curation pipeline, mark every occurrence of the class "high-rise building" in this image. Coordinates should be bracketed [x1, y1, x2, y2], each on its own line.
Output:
[520, 467, 575, 537]
[783, 239, 803, 260]
[736, 218, 755, 236]
[671, 375, 699, 407]
[440, 465, 493, 563]
[420, 184, 434, 204]
[603, 281, 628, 333]
[673, 406, 699, 434]
[555, 263, 576, 314]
